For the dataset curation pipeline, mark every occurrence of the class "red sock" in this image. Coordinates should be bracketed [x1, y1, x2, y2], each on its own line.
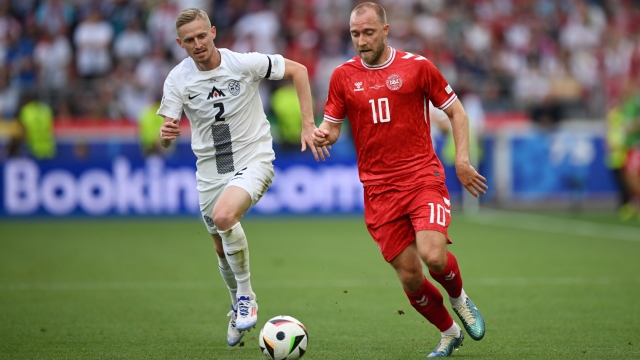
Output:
[404, 276, 453, 332]
[429, 251, 463, 298]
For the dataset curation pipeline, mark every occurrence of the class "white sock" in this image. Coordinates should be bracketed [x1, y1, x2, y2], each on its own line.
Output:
[441, 322, 461, 338]
[217, 255, 237, 306]
[219, 222, 253, 296]
[449, 288, 467, 307]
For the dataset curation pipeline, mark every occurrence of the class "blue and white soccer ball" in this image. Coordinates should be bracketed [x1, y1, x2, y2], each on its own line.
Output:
[259, 315, 308, 360]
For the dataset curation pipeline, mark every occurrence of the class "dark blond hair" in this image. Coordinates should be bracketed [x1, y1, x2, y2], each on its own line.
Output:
[175, 8, 212, 33]
[351, 2, 387, 25]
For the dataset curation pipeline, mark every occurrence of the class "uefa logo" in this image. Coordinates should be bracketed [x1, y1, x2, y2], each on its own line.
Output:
[386, 74, 402, 91]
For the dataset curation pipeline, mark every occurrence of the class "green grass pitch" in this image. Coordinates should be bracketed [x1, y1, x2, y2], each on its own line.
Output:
[1, 211, 639, 359]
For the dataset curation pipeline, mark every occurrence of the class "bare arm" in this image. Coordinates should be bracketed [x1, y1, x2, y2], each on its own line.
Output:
[282, 59, 330, 161]
[159, 116, 180, 148]
[443, 99, 487, 197]
[312, 120, 342, 147]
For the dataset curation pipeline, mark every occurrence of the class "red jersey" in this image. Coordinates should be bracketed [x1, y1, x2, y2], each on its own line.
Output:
[324, 48, 457, 187]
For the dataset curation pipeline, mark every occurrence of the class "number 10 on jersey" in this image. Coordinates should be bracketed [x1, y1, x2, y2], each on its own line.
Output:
[369, 98, 390, 124]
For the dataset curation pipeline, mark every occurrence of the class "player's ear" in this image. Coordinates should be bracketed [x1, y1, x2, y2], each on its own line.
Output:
[210, 26, 216, 41]
[176, 37, 184, 48]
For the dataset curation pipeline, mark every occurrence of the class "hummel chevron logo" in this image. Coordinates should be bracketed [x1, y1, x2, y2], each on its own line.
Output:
[444, 271, 456, 281]
[188, 94, 200, 100]
[416, 295, 429, 306]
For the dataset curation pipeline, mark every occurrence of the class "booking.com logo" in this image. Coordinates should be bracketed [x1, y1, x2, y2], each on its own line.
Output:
[2, 158, 364, 216]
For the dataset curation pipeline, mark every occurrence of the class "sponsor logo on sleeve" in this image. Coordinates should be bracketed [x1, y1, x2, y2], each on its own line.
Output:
[445, 85, 452, 94]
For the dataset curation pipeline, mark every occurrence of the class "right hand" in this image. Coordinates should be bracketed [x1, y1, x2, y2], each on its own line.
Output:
[312, 128, 331, 147]
[160, 119, 180, 142]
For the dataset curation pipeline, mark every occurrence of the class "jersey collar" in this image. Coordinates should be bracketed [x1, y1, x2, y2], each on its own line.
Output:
[360, 47, 395, 70]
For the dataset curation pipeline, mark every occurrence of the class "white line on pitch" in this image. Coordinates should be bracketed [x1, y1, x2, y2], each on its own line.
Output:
[463, 210, 640, 242]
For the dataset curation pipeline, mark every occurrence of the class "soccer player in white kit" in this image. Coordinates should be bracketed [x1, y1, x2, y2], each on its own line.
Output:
[157, 8, 328, 346]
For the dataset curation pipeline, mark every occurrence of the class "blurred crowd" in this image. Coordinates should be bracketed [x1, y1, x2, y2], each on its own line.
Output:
[2, 0, 640, 123]
[1, 0, 639, 214]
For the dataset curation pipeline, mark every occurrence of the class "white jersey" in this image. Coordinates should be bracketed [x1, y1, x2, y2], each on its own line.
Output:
[157, 48, 285, 179]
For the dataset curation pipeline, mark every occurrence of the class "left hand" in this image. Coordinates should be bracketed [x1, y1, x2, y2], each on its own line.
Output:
[301, 123, 330, 161]
[455, 161, 488, 197]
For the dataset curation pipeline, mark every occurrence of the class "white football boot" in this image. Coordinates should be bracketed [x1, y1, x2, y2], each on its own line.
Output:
[235, 295, 258, 331]
[226, 305, 245, 346]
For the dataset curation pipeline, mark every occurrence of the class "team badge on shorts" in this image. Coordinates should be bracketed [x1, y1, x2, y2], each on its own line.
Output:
[204, 215, 214, 227]
[386, 74, 402, 91]
[228, 80, 241, 96]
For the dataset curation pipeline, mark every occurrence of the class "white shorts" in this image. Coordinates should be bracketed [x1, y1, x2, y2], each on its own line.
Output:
[197, 160, 274, 234]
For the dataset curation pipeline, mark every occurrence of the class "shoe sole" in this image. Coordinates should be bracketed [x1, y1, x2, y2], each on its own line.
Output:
[236, 322, 257, 331]
[227, 334, 245, 347]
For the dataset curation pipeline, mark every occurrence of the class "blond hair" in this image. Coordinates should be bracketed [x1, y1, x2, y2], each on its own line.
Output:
[352, 2, 387, 25]
[175, 8, 212, 33]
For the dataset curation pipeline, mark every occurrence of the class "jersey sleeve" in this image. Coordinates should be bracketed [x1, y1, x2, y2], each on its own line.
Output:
[423, 60, 457, 111]
[157, 72, 183, 120]
[323, 67, 347, 124]
[245, 52, 286, 82]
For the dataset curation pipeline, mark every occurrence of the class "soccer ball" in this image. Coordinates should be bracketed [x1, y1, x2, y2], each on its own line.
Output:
[259, 315, 308, 360]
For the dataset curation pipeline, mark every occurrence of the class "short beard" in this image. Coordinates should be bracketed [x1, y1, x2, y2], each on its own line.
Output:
[360, 41, 386, 65]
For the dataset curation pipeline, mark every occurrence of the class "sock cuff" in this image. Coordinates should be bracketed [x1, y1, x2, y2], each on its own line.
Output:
[220, 222, 242, 236]
[220, 222, 246, 247]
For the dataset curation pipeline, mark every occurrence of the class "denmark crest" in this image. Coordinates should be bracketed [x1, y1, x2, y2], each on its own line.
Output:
[386, 74, 402, 91]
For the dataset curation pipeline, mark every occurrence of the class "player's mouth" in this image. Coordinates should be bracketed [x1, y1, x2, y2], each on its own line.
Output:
[359, 49, 372, 56]
[195, 48, 207, 57]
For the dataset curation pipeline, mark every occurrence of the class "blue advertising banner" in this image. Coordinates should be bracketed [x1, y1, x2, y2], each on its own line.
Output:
[510, 131, 616, 200]
[0, 130, 618, 217]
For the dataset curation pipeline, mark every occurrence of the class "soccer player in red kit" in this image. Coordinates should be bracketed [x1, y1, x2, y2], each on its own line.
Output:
[313, 2, 487, 358]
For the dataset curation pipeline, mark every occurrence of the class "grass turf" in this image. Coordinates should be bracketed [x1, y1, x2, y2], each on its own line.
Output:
[0, 211, 639, 359]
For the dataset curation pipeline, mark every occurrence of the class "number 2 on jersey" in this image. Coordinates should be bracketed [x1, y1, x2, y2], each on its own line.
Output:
[369, 98, 390, 124]
[213, 102, 226, 122]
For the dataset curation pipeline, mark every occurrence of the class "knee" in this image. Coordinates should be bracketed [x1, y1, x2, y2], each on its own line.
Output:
[423, 252, 447, 273]
[397, 266, 424, 291]
[213, 209, 238, 231]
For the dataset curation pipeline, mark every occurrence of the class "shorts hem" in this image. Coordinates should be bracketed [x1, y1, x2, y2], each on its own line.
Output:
[414, 226, 452, 243]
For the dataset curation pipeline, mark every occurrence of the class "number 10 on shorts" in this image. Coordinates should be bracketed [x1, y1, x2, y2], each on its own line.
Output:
[429, 202, 450, 226]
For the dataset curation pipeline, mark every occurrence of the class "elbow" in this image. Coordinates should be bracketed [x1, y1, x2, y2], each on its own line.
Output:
[292, 63, 309, 80]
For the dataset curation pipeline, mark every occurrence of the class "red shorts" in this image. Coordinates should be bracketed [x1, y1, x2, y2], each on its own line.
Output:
[625, 148, 640, 175]
[364, 181, 452, 262]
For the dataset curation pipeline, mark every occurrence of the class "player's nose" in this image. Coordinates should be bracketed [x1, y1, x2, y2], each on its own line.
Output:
[358, 36, 368, 48]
